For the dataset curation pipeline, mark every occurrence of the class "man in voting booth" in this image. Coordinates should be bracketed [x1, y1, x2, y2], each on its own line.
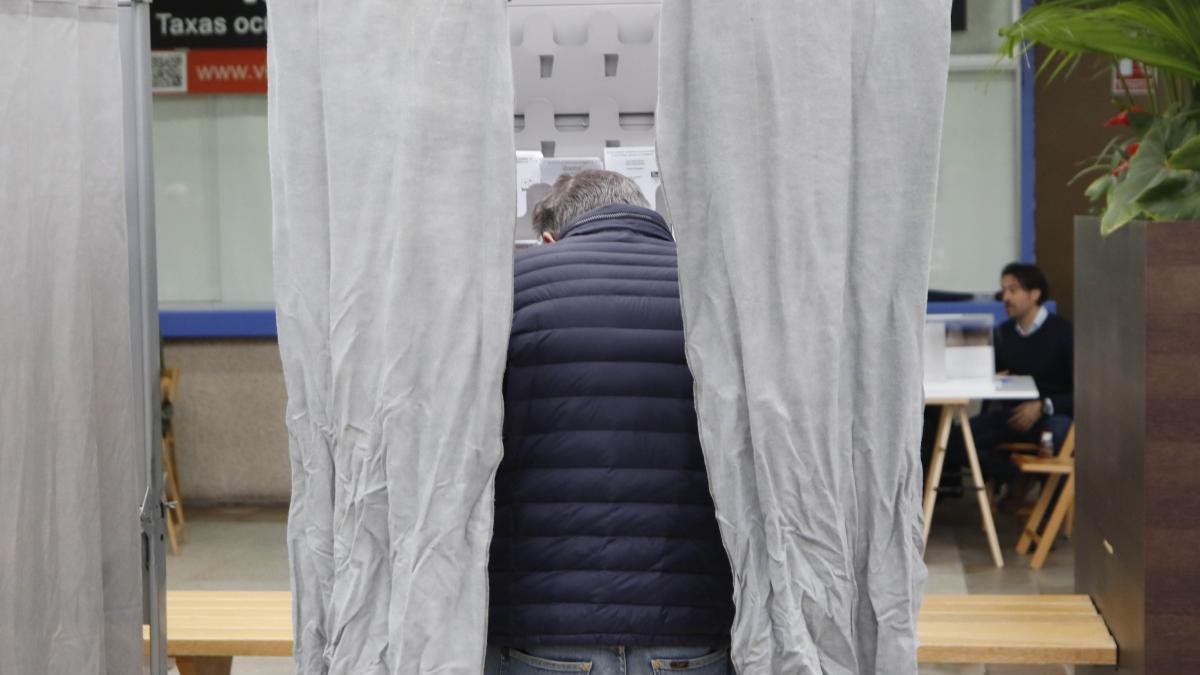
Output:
[485, 171, 735, 675]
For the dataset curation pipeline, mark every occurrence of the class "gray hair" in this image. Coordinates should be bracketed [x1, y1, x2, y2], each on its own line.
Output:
[531, 170, 650, 238]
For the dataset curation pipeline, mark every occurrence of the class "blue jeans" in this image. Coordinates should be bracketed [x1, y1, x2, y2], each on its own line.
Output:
[484, 645, 733, 675]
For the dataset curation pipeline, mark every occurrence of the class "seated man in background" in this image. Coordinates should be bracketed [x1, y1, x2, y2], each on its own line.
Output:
[485, 171, 734, 675]
[949, 262, 1074, 503]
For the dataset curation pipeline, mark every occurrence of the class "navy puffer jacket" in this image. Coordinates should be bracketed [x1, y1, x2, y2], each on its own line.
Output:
[488, 204, 734, 647]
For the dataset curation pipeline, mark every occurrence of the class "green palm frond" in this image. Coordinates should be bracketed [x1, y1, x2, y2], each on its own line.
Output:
[1000, 0, 1200, 85]
[1002, 1, 1200, 232]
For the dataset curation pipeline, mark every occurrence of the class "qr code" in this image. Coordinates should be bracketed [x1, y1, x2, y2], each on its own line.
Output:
[151, 51, 187, 93]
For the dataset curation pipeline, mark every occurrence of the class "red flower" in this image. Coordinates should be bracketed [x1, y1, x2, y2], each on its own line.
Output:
[1126, 142, 1141, 158]
[1113, 161, 1130, 176]
[1104, 107, 1145, 128]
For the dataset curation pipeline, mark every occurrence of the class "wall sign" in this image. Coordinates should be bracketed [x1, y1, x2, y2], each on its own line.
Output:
[150, 0, 266, 50]
[1112, 59, 1153, 97]
[151, 0, 267, 94]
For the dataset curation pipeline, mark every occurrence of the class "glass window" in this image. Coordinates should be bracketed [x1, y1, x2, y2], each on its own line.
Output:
[932, 70, 1021, 291]
[153, 1, 1023, 309]
[154, 95, 271, 306]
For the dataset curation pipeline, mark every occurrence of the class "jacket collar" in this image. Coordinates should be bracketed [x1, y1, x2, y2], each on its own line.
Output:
[559, 204, 673, 242]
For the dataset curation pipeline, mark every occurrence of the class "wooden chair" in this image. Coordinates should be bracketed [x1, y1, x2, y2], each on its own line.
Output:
[161, 368, 187, 554]
[1003, 424, 1076, 570]
[994, 435, 1071, 522]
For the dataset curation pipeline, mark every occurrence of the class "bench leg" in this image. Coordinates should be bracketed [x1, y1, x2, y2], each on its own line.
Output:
[176, 656, 233, 675]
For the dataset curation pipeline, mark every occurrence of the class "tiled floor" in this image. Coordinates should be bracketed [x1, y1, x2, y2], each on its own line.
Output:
[163, 495, 1075, 675]
[918, 491, 1074, 675]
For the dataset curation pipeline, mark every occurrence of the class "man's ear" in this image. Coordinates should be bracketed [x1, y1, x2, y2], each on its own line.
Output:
[1031, 288, 1043, 305]
[542, 232, 556, 244]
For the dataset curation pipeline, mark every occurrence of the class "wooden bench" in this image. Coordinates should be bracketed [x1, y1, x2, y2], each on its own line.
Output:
[146, 592, 1116, 674]
[919, 594, 1115, 665]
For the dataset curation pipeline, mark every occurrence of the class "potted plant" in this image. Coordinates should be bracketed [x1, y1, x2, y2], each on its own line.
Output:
[999, 3, 1200, 672]
[1000, 0, 1200, 234]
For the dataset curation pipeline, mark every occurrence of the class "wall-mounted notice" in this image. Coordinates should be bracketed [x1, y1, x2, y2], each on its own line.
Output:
[540, 157, 605, 186]
[150, 0, 266, 49]
[516, 151, 544, 218]
[515, 156, 602, 246]
[604, 146, 661, 210]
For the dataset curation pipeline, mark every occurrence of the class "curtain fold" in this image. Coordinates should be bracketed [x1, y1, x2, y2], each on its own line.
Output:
[268, 1, 515, 672]
[656, 2, 952, 672]
[0, 1, 142, 673]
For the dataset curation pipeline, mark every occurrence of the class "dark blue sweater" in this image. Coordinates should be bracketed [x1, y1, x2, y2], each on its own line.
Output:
[994, 312, 1074, 416]
[488, 205, 735, 647]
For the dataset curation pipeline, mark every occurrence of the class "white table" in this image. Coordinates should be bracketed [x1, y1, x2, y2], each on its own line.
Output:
[923, 375, 1039, 568]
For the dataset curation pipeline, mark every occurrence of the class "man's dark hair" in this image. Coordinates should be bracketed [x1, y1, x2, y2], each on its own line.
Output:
[1001, 262, 1050, 305]
[532, 170, 650, 238]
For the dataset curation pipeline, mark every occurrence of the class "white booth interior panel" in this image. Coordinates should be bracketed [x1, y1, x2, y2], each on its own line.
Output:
[510, 4, 660, 117]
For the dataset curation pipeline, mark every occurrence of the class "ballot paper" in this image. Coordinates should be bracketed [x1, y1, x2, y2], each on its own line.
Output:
[604, 146, 662, 209]
[516, 150, 543, 218]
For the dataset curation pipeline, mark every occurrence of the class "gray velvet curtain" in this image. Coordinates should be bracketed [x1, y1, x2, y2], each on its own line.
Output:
[656, 1, 952, 672]
[271, 0, 951, 671]
[0, 1, 142, 673]
[268, 1, 515, 672]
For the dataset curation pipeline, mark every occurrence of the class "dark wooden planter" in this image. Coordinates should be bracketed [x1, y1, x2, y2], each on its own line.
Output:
[1075, 217, 1200, 674]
